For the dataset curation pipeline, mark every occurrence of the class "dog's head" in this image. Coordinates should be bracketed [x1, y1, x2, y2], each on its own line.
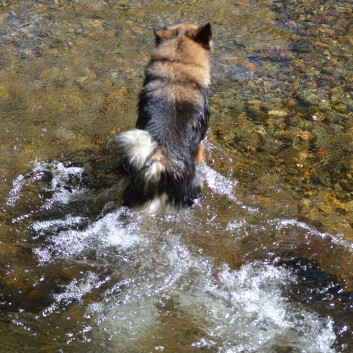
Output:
[154, 23, 212, 50]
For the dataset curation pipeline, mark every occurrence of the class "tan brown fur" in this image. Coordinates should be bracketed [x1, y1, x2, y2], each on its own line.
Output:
[147, 23, 211, 105]
[194, 141, 205, 164]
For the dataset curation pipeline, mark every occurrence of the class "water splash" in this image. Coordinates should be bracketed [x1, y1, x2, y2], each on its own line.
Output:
[42, 272, 102, 318]
[6, 161, 340, 352]
[274, 218, 353, 251]
[6, 161, 86, 208]
[199, 163, 259, 213]
[33, 208, 141, 264]
[87, 232, 336, 352]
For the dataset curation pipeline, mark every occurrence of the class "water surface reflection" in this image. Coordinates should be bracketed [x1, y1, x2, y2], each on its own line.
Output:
[1, 0, 353, 352]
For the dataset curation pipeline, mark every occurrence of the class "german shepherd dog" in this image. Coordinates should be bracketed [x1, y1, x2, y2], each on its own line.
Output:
[110, 23, 212, 214]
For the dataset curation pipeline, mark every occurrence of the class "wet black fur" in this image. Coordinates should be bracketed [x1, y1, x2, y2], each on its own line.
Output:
[123, 73, 210, 209]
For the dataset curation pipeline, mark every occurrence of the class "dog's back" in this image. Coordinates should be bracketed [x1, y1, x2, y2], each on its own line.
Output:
[110, 23, 212, 214]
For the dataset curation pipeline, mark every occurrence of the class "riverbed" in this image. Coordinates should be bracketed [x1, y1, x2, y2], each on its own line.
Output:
[1, 1, 353, 352]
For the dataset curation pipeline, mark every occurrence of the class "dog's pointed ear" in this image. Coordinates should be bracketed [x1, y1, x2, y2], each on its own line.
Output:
[195, 23, 212, 49]
[154, 28, 174, 44]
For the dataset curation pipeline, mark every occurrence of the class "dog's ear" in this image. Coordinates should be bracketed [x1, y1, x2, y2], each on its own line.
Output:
[154, 28, 175, 44]
[195, 23, 212, 49]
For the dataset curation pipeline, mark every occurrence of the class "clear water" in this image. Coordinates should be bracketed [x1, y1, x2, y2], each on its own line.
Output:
[1, 159, 351, 352]
[1, 1, 353, 352]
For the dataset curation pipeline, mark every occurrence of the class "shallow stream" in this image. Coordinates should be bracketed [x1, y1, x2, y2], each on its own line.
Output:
[1, 1, 353, 352]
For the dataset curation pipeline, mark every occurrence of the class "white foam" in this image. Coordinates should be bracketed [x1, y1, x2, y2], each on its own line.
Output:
[200, 164, 237, 198]
[199, 164, 258, 213]
[42, 272, 108, 318]
[11, 160, 339, 352]
[6, 161, 86, 209]
[6, 174, 25, 206]
[32, 215, 86, 234]
[198, 263, 336, 353]
[87, 233, 337, 353]
[273, 218, 353, 251]
[44, 162, 85, 207]
[33, 208, 141, 263]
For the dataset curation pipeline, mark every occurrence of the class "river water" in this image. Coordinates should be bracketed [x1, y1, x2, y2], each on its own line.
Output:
[1, 1, 353, 352]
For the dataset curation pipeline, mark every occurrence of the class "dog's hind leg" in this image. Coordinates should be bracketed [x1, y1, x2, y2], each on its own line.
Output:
[194, 140, 205, 164]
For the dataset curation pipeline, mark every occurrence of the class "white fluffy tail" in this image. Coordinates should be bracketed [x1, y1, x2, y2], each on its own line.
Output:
[108, 129, 197, 214]
[108, 129, 165, 180]
[108, 129, 155, 172]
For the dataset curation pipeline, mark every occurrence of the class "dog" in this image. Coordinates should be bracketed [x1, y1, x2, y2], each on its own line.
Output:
[109, 23, 212, 214]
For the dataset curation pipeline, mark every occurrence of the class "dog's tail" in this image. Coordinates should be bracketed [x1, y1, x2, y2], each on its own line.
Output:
[108, 129, 163, 174]
[108, 129, 169, 212]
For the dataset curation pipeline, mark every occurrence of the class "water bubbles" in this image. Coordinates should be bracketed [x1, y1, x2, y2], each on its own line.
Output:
[42, 272, 102, 318]
[7, 174, 25, 207]
[88, 244, 337, 352]
[199, 164, 237, 198]
[6, 161, 86, 209]
[4, 160, 345, 352]
[33, 208, 142, 263]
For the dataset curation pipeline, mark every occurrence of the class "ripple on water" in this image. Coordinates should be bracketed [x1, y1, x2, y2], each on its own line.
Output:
[4, 160, 342, 352]
[33, 208, 142, 264]
[87, 235, 336, 352]
[6, 161, 86, 208]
